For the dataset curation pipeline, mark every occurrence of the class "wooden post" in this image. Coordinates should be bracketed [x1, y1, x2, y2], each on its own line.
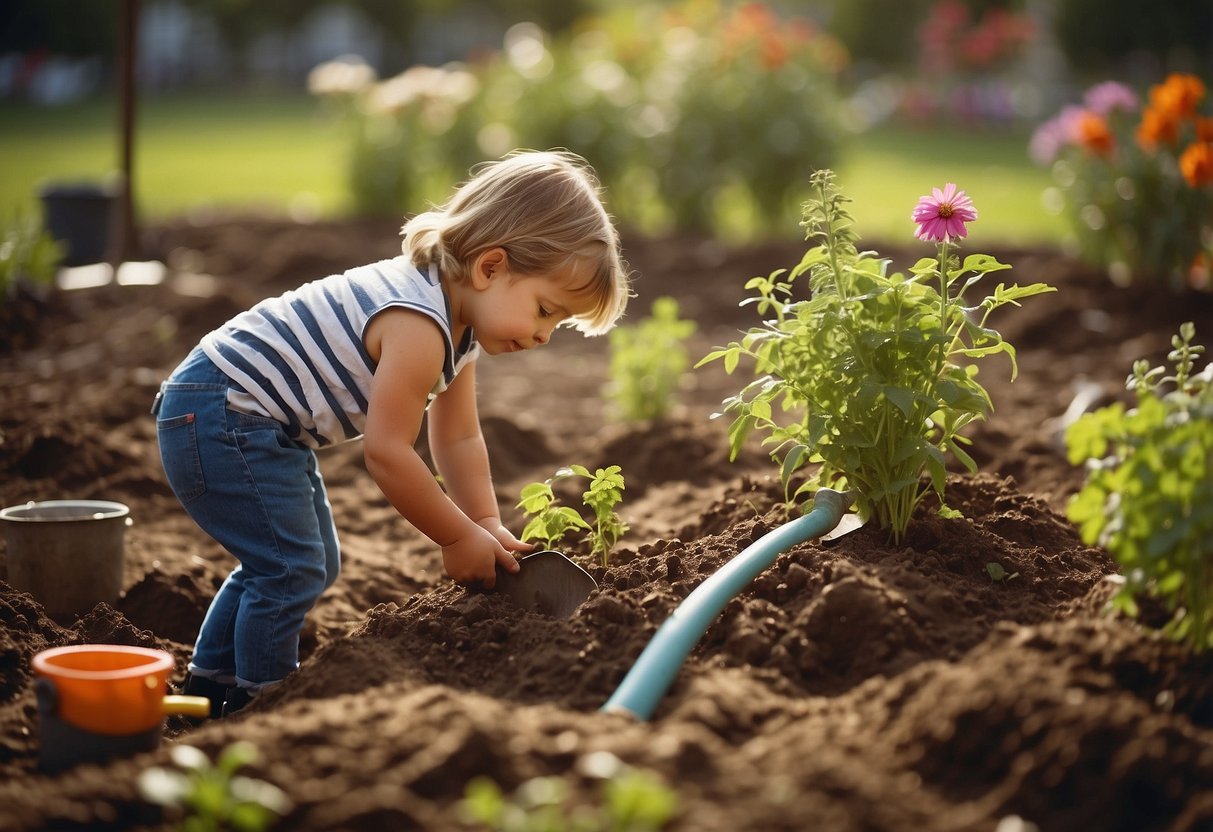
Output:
[109, 0, 140, 264]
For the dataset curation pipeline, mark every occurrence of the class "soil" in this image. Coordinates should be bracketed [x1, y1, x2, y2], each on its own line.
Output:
[1, 215, 1212, 831]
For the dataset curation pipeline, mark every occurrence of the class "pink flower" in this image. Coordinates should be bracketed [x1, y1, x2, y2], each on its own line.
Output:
[912, 183, 978, 242]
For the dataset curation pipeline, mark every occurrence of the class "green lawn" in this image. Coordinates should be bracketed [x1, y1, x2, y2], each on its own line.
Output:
[834, 124, 1061, 245]
[1, 92, 351, 221]
[1, 92, 1063, 245]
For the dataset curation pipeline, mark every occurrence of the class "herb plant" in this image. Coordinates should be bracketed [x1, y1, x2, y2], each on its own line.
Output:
[699, 169, 1054, 543]
[607, 296, 697, 422]
[1066, 322, 1213, 651]
[518, 465, 628, 566]
[137, 741, 293, 832]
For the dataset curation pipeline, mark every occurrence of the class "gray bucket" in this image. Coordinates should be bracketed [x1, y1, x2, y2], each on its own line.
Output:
[1, 500, 130, 621]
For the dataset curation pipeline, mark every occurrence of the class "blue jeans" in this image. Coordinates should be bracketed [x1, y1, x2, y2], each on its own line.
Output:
[153, 347, 340, 689]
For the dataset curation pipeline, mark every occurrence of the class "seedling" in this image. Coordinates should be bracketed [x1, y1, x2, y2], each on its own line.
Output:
[137, 741, 292, 832]
[1066, 322, 1213, 651]
[518, 465, 629, 566]
[460, 758, 679, 832]
[607, 296, 697, 421]
[700, 170, 1053, 543]
[986, 562, 1019, 582]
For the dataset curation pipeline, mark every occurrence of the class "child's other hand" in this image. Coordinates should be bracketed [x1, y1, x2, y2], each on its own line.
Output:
[441, 524, 522, 588]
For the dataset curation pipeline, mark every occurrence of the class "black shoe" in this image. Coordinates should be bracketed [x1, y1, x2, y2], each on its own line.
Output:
[182, 673, 228, 719]
[221, 686, 255, 717]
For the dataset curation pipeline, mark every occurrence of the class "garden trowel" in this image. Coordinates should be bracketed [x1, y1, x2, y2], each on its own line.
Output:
[493, 550, 597, 618]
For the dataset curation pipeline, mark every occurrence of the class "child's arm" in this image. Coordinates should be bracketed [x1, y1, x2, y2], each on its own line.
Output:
[362, 309, 519, 587]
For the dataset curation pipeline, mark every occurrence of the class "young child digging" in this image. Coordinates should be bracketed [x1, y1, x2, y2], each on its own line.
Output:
[152, 150, 631, 717]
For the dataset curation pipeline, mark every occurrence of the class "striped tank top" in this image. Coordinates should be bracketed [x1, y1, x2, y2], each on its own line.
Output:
[201, 256, 479, 448]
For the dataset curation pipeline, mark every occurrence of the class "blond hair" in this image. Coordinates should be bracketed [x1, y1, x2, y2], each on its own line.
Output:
[402, 150, 631, 335]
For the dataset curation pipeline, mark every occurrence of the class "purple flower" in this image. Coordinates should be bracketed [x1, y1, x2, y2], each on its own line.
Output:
[1029, 115, 1067, 165]
[912, 183, 978, 243]
[1082, 81, 1139, 116]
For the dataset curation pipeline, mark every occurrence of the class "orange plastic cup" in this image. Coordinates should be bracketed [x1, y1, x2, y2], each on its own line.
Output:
[33, 645, 191, 735]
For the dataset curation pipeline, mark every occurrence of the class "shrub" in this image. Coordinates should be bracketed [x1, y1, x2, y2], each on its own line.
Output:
[1066, 322, 1213, 651]
[700, 169, 1053, 542]
[1030, 74, 1213, 290]
[310, 1, 847, 238]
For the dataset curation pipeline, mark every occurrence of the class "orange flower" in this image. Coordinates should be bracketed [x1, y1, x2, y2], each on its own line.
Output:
[1076, 111, 1114, 156]
[1137, 106, 1181, 150]
[760, 32, 789, 69]
[1180, 142, 1213, 187]
[1197, 117, 1213, 143]
[1149, 73, 1206, 119]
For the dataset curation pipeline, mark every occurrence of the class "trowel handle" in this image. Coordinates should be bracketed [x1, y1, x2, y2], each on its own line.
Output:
[163, 695, 212, 718]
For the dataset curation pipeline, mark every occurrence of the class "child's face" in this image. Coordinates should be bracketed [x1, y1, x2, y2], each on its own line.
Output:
[463, 254, 596, 356]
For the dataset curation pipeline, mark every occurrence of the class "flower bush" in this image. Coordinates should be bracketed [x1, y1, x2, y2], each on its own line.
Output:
[1030, 73, 1213, 290]
[700, 170, 1053, 542]
[310, 1, 847, 237]
[308, 56, 482, 215]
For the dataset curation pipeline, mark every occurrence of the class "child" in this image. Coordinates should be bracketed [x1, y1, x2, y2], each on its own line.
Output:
[152, 150, 631, 716]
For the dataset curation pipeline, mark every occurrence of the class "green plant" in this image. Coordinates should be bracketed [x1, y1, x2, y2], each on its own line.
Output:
[137, 741, 293, 832]
[518, 465, 628, 566]
[699, 169, 1053, 542]
[1066, 322, 1213, 651]
[460, 760, 678, 832]
[607, 296, 696, 421]
[985, 562, 1019, 582]
[1, 209, 63, 300]
[1030, 74, 1213, 290]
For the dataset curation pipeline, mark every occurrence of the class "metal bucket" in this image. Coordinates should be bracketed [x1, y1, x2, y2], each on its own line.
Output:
[1, 500, 130, 621]
[38, 182, 117, 266]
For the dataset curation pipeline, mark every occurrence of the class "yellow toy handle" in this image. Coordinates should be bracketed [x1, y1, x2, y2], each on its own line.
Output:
[162, 694, 213, 718]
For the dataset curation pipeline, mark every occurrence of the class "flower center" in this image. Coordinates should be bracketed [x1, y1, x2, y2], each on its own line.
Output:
[938, 204, 954, 218]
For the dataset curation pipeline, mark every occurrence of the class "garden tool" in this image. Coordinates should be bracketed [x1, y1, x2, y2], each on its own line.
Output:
[493, 549, 597, 618]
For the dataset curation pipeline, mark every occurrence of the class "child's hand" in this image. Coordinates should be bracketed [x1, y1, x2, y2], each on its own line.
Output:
[441, 523, 522, 588]
[476, 518, 534, 560]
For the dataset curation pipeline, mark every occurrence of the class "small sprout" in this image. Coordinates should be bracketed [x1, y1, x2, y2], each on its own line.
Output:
[460, 761, 679, 832]
[986, 562, 1019, 583]
[518, 465, 629, 567]
[138, 741, 292, 832]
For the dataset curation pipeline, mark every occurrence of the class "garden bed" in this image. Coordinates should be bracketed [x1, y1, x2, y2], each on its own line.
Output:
[1, 215, 1211, 830]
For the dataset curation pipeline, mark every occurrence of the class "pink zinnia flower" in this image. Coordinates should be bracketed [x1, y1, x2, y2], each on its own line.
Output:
[912, 183, 978, 242]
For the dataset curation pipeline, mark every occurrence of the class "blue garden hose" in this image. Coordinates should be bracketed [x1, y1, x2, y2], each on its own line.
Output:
[600, 488, 852, 720]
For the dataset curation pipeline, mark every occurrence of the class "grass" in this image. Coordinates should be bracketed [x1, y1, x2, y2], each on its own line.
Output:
[0, 91, 1063, 245]
[0, 92, 351, 221]
[834, 123, 1061, 246]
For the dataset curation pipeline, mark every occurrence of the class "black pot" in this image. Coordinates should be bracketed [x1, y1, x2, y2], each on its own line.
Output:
[38, 182, 117, 267]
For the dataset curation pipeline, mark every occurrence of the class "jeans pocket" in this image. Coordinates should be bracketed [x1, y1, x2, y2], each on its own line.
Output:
[158, 413, 206, 503]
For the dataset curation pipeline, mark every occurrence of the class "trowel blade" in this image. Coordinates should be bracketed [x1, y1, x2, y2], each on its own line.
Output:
[494, 550, 597, 618]
[821, 512, 866, 542]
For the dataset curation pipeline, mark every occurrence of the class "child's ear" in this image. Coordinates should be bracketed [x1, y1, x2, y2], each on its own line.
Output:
[471, 247, 508, 289]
